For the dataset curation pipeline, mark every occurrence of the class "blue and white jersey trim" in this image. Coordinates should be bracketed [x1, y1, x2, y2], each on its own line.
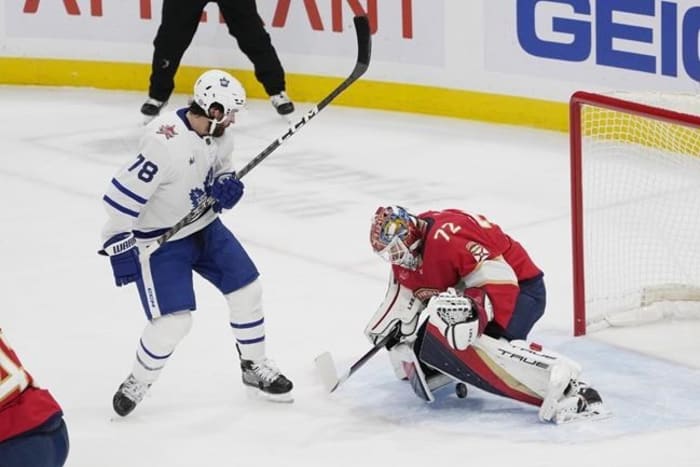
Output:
[112, 178, 148, 204]
[103, 195, 140, 218]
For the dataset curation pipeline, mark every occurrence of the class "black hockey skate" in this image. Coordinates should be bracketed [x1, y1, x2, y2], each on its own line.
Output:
[140, 98, 167, 123]
[574, 384, 603, 410]
[112, 374, 151, 417]
[270, 92, 295, 116]
[240, 358, 293, 402]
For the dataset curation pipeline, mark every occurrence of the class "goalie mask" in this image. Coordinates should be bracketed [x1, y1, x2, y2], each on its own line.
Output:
[193, 69, 246, 135]
[370, 206, 422, 270]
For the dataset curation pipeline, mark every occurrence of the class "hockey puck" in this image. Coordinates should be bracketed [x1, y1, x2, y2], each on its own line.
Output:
[455, 382, 468, 399]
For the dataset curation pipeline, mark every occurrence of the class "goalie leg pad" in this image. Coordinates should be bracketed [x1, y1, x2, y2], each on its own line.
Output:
[474, 336, 582, 398]
[390, 343, 435, 402]
[388, 345, 410, 380]
[419, 327, 608, 423]
[389, 343, 453, 402]
[418, 325, 543, 406]
[537, 362, 579, 422]
[472, 336, 611, 424]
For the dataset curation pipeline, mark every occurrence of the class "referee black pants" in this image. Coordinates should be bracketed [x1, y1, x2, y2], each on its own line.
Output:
[149, 0, 286, 101]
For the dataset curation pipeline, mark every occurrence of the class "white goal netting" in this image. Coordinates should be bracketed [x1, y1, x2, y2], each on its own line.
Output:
[573, 92, 700, 332]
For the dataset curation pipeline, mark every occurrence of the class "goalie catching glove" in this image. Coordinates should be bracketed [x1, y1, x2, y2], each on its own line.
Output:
[426, 287, 493, 351]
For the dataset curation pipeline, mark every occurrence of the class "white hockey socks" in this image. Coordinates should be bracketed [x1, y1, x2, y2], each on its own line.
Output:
[132, 312, 193, 384]
[226, 280, 266, 362]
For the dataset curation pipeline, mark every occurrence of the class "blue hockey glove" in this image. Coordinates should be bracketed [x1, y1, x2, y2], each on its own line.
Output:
[211, 173, 244, 213]
[103, 232, 141, 287]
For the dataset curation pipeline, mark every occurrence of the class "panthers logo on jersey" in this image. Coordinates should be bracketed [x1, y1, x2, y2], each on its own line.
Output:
[414, 287, 440, 303]
[466, 241, 490, 264]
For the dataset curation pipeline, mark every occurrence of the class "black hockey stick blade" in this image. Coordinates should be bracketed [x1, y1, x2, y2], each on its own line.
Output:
[310, 14, 371, 113]
[140, 15, 372, 254]
[353, 14, 372, 72]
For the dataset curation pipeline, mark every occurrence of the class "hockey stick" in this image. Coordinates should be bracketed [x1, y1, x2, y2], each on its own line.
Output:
[141, 15, 372, 256]
[314, 324, 399, 393]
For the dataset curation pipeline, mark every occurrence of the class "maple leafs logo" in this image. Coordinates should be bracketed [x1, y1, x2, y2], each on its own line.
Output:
[156, 125, 178, 140]
[189, 188, 206, 209]
[188, 169, 216, 209]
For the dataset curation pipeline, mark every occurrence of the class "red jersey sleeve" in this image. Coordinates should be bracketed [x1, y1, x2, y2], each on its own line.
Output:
[0, 331, 62, 442]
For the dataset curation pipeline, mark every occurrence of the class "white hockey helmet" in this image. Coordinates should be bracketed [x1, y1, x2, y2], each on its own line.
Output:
[193, 69, 246, 119]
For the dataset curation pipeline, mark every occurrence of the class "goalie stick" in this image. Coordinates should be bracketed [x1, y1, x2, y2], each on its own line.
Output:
[140, 15, 372, 257]
[315, 324, 399, 393]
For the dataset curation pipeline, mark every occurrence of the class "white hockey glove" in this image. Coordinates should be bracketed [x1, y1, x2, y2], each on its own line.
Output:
[426, 288, 480, 351]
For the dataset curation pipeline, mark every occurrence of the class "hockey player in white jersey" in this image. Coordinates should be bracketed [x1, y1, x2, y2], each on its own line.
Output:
[100, 69, 293, 417]
[364, 207, 610, 424]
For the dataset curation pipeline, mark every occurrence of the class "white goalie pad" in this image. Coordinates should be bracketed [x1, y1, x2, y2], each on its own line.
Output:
[364, 272, 426, 344]
[470, 335, 609, 423]
[473, 335, 582, 398]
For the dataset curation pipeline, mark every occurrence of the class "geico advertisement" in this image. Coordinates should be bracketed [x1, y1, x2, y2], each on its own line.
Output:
[485, 0, 700, 92]
[2, 0, 445, 66]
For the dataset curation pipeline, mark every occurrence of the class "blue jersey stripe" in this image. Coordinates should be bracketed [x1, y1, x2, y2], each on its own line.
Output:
[134, 228, 169, 239]
[103, 195, 139, 218]
[112, 178, 148, 204]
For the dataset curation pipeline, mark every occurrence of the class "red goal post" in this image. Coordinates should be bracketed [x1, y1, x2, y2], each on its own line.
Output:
[570, 91, 700, 336]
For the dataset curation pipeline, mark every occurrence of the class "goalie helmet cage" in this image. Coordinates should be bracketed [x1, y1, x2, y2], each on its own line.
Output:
[569, 91, 700, 336]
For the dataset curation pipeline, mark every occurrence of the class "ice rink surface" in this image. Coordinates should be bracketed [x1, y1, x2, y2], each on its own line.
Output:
[1, 85, 698, 466]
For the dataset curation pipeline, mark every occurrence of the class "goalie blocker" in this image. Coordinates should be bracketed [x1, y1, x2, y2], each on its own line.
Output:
[365, 281, 610, 424]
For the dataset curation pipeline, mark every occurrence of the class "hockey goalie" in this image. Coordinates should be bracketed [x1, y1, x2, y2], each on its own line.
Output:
[364, 206, 610, 424]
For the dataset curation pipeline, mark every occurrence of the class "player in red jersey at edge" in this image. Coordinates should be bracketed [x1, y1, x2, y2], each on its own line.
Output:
[364, 206, 610, 424]
[0, 329, 69, 466]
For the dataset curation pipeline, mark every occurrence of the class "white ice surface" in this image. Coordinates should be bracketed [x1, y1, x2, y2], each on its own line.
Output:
[1, 86, 698, 467]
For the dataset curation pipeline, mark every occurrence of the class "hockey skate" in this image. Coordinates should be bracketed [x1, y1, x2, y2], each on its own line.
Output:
[112, 373, 151, 417]
[240, 358, 293, 403]
[270, 91, 295, 116]
[538, 362, 611, 424]
[140, 97, 167, 124]
[550, 380, 611, 424]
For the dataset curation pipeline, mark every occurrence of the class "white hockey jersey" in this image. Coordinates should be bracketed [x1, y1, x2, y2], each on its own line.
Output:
[101, 108, 235, 245]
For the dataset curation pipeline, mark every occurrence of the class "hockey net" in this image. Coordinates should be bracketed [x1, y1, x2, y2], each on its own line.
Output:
[570, 91, 700, 336]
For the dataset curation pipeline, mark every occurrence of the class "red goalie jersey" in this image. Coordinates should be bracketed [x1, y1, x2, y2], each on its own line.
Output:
[391, 209, 542, 331]
[0, 330, 63, 442]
